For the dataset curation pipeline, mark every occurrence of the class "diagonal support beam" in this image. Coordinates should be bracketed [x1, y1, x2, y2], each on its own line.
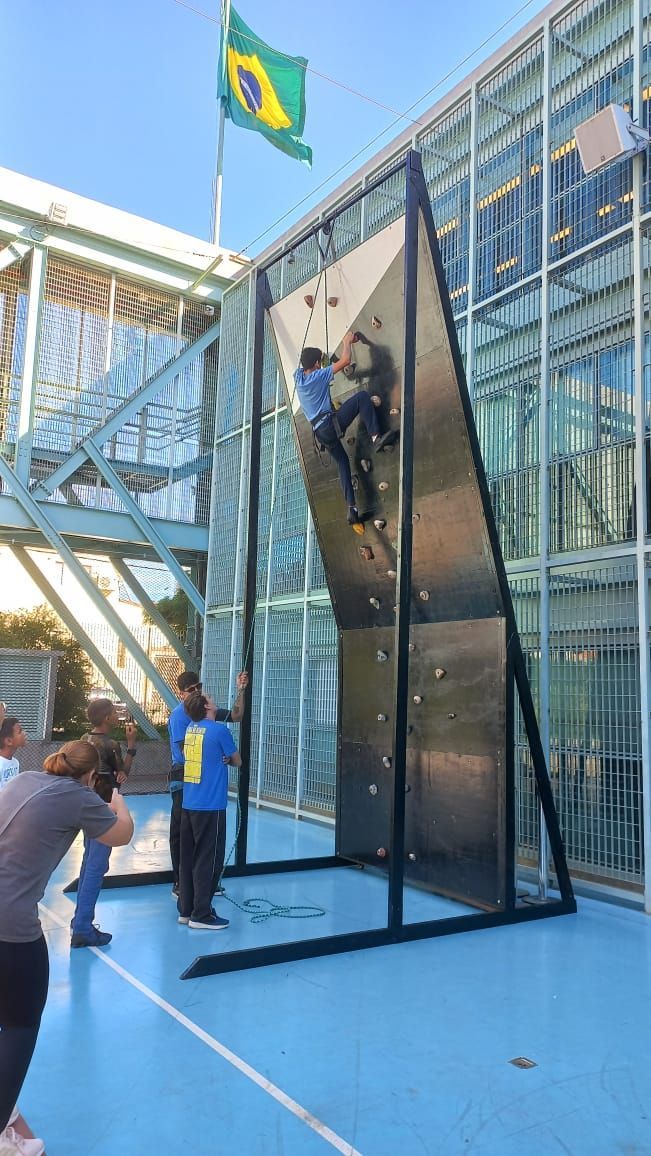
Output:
[9, 545, 160, 738]
[0, 455, 177, 715]
[33, 319, 220, 499]
[111, 556, 193, 667]
[0, 240, 32, 272]
[85, 439, 205, 616]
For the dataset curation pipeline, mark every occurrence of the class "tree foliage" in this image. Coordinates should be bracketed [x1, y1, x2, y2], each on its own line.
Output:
[0, 606, 91, 732]
[143, 588, 190, 635]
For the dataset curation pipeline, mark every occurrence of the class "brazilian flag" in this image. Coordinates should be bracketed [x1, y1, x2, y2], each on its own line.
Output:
[219, 6, 312, 166]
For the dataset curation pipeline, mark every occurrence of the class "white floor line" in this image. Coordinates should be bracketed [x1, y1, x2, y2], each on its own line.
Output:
[40, 903, 362, 1156]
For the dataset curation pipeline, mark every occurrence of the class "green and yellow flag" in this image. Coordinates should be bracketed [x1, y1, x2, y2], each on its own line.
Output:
[218, 6, 312, 166]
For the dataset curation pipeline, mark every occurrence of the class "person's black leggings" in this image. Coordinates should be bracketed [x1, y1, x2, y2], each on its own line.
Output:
[0, 935, 49, 1132]
[315, 391, 380, 508]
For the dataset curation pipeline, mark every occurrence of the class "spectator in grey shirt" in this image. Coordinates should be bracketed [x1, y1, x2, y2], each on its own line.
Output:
[0, 740, 134, 1154]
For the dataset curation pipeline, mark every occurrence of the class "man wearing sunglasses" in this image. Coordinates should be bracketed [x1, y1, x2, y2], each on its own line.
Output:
[168, 669, 248, 897]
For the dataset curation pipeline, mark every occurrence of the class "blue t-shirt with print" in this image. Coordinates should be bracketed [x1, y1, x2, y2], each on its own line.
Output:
[293, 364, 334, 423]
[182, 719, 236, 812]
[168, 702, 190, 765]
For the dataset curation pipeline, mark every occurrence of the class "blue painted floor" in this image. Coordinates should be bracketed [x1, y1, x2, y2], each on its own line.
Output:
[23, 795, 651, 1155]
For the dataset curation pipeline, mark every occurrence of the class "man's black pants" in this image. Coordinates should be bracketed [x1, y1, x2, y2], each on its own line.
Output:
[178, 808, 227, 922]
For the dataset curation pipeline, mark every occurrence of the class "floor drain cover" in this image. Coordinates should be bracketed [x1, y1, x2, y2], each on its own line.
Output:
[509, 1057, 537, 1069]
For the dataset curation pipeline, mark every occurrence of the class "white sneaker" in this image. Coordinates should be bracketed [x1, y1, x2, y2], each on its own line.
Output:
[0, 1126, 45, 1155]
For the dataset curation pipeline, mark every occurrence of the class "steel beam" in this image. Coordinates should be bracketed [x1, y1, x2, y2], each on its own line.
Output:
[0, 455, 176, 713]
[15, 247, 46, 484]
[0, 240, 32, 272]
[33, 319, 220, 499]
[84, 439, 205, 616]
[111, 556, 193, 667]
[9, 545, 159, 737]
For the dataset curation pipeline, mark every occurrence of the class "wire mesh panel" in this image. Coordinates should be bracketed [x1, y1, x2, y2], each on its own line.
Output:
[550, 0, 634, 260]
[364, 162, 408, 240]
[474, 283, 542, 559]
[269, 412, 308, 598]
[641, 0, 651, 211]
[0, 252, 29, 454]
[257, 606, 303, 806]
[300, 605, 338, 813]
[510, 573, 541, 864]
[254, 417, 276, 601]
[549, 235, 635, 552]
[281, 233, 320, 298]
[34, 259, 111, 458]
[642, 228, 651, 538]
[421, 100, 472, 311]
[215, 276, 250, 438]
[206, 432, 245, 610]
[476, 39, 544, 302]
[549, 559, 641, 885]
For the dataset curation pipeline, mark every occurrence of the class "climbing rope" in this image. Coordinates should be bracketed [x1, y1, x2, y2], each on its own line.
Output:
[217, 778, 326, 924]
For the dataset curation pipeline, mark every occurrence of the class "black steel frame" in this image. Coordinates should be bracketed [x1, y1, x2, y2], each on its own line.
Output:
[179, 150, 575, 980]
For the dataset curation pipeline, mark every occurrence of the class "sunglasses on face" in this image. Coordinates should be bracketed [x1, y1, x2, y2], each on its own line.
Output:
[186, 683, 202, 693]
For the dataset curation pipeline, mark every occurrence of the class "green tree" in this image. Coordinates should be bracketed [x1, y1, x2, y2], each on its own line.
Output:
[0, 606, 91, 732]
[143, 588, 190, 635]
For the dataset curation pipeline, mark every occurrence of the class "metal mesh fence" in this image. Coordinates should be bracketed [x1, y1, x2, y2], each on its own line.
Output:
[474, 283, 542, 558]
[549, 235, 635, 552]
[510, 573, 541, 863]
[549, 560, 641, 884]
[421, 100, 472, 311]
[476, 39, 544, 301]
[550, 0, 634, 259]
[301, 605, 338, 813]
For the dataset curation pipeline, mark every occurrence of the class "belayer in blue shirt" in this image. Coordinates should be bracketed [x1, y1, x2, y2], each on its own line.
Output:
[293, 331, 398, 534]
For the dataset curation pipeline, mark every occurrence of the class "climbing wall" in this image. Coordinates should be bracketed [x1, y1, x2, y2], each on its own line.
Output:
[268, 211, 513, 913]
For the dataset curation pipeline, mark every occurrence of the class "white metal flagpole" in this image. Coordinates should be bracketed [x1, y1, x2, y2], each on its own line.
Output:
[212, 0, 232, 246]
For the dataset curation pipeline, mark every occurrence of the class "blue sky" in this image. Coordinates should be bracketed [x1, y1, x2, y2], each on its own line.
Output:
[2, 0, 548, 256]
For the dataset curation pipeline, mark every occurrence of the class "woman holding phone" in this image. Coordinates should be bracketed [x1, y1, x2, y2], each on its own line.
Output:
[0, 740, 134, 1154]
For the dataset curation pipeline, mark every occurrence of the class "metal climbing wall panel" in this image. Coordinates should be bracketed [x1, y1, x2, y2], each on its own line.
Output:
[267, 164, 516, 911]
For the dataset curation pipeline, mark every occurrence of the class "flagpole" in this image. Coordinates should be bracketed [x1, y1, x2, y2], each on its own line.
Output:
[212, 0, 231, 246]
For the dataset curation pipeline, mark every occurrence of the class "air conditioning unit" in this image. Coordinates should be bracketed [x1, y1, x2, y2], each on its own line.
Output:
[574, 104, 650, 175]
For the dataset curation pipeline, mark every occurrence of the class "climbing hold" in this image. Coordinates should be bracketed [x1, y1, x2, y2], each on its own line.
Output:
[361, 459, 372, 473]
[408, 643, 416, 653]
[378, 481, 389, 492]
[377, 713, 387, 722]
[382, 756, 392, 769]
[327, 296, 338, 307]
[369, 597, 380, 609]
[351, 522, 365, 536]
[352, 475, 359, 490]
[360, 546, 374, 560]
[370, 394, 382, 407]
[389, 407, 400, 416]
[373, 519, 386, 531]
[304, 294, 314, 308]
[376, 847, 387, 858]
[412, 513, 421, 523]
[387, 569, 397, 579]
[369, 784, 378, 796]
[343, 364, 356, 379]
[448, 713, 456, 720]
[408, 852, 417, 862]
[346, 436, 355, 445]
[435, 668, 447, 680]
[413, 695, 423, 705]
[419, 590, 430, 601]
[377, 650, 389, 663]
[371, 316, 382, 329]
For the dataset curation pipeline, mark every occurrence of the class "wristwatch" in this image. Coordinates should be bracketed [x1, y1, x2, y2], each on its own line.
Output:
[126, 748, 137, 756]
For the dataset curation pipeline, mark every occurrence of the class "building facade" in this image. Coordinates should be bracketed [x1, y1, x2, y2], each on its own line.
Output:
[205, 0, 651, 903]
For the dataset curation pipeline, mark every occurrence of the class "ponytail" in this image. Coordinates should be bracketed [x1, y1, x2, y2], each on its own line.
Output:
[44, 740, 99, 781]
